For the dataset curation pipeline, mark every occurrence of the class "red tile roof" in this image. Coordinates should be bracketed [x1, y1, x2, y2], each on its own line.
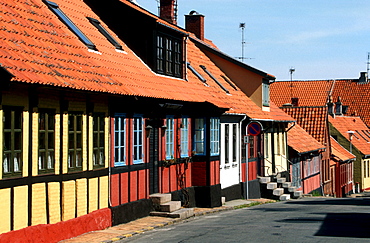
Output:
[270, 80, 335, 107]
[330, 137, 355, 162]
[0, 0, 233, 109]
[287, 123, 325, 154]
[329, 116, 370, 156]
[282, 106, 328, 145]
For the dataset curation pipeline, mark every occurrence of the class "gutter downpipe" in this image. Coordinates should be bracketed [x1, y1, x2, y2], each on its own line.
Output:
[239, 115, 247, 199]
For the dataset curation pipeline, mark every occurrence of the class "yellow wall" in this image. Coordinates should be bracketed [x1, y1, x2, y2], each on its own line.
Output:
[32, 183, 47, 225]
[14, 186, 28, 231]
[0, 188, 11, 234]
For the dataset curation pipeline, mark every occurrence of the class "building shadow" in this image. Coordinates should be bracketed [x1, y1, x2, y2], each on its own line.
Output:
[286, 198, 370, 206]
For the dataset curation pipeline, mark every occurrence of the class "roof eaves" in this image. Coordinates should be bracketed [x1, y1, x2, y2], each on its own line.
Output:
[297, 147, 326, 156]
[190, 37, 275, 81]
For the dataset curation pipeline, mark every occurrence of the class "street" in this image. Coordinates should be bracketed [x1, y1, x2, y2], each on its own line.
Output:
[120, 197, 370, 243]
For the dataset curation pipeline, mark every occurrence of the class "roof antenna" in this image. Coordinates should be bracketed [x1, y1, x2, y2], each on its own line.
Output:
[235, 23, 254, 62]
[367, 52, 370, 82]
[289, 67, 295, 98]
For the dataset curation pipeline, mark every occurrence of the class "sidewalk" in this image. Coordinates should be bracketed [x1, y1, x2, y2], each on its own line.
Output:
[60, 199, 274, 243]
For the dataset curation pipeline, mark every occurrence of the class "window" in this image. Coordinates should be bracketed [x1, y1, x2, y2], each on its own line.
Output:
[156, 33, 182, 78]
[44, 0, 96, 50]
[249, 136, 255, 159]
[39, 110, 55, 173]
[225, 124, 229, 164]
[210, 118, 220, 156]
[221, 75, 238, 91]
[114, 114, 126, 166]
[187, 63, 206, 83]
[200, 65, 229, 94]
[68, 113, 83, 171]
[194, 118, 205, 155]
[264, 133, 269, 158]
[87, 17, 123, 50]
[3, 107, 23, 177]
[165, 117, 174, 160]
[262, 80, 270, 107]
[93, 114, 105, 168]
[232, 124, 237, 162]
[133, 116, 144, 164]
[180, 118, 189, 157]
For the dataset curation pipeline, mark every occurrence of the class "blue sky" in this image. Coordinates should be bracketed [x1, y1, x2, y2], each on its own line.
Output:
[136, 0, 370, 81]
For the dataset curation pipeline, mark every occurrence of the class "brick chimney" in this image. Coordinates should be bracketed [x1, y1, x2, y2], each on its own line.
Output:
[160, 0, 177, 24]
[185, 11, 205, 41]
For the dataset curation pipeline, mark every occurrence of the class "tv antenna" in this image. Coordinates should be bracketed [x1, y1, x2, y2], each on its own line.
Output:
[289, 67, 295, 98]
[235, 23, 254, 62]
[367, 52, 370, 80]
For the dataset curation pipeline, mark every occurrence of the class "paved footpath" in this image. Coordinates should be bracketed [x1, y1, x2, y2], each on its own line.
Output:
[60, 199, 274, 243]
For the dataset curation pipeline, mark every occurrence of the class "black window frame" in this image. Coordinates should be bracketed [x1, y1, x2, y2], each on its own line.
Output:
[68, 112, 83, 172]
[200, 65, 229, 94]
[44, 0, 97, 50]
[93, 113, 105, 169]
[187, 62, 206, 83]
[87, 17, 123, 50]
[38, 109, 56, 174]
[156, 33, 183, 78]
[3, 106, 23, 178]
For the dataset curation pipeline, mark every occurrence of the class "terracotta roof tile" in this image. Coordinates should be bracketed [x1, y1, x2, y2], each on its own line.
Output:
[288, 123, 325, 154]
[330, 137, 355, 162]
[0, 0, 233, 109]
[282, 106, 328, 145]
[270, 80, 335, 107]
[329, 116, 370, 156]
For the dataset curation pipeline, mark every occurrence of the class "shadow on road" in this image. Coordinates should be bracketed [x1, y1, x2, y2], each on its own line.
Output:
[286, 198, 370, 206]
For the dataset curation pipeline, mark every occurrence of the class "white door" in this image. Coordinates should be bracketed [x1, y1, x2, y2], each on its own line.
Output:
[220, 123, 240, 189]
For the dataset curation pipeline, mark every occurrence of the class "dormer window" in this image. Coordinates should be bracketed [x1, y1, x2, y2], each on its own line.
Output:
[156, 33, 182, 78]
[44, 0, 96, 50]
[262, 79, 270, 107]
[87, 17, 123, 50]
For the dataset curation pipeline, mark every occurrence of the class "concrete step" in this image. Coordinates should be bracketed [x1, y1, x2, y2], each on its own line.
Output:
[259, 177, 271, 184]
[293, 190, 303, 199]
[267, 182, 277, 190]
[277, 178, 286, 184]
[273, 188, 284, 196]
[279, 194, 291, 201]
[150, 208, 194, 219]
[150, 193, 172, 205]
[160, 201, 181, 212]
[282, 182, 292, 188]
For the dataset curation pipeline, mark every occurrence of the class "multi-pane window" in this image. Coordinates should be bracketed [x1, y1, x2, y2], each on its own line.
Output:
[133, 116, 143, 164]
[68, 113, 83, 171]
[249, 136, 255, 159]
[114, 114, 126, 166]
[39, 110, 55, 173]
[156, 33, 182, 78]
[87, 17, 123, 50]
[93, 114, 105, 167]
[180, 118, 189, 157]
[166, 117, 174, 160]
[194, 118, 205, 155]
[3, 107, 23, 177]
[210, 118, 220, 156]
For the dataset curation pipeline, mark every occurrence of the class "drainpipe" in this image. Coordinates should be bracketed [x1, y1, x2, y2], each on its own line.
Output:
[239, 116, 247, 199]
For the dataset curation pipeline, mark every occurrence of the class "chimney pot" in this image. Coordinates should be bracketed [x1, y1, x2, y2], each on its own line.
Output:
[185, 11, 205, 41]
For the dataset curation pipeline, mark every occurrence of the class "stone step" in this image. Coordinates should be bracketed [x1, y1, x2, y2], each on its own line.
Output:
[150, 193, 172, 205]
[267, 182, 277, 190]
[277, 178, 286, 184]
[259, 177, 271, 184]
[150, 208, 194, 219]
[282, 182, 292, 188]
[293, 190, 303, 199]
[273, 188, 284, 196]
[279, 194, 291, 201]
[160, 201, 181, 212]
[288, 186, 297, 193]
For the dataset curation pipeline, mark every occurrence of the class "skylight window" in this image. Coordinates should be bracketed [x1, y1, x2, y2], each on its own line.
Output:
[87, 17, 123, 50]
[200, 65, 229, 94]
[187, 63, 206, 83]
[221, 75, 238, 91]
[44, 0, 96, 50]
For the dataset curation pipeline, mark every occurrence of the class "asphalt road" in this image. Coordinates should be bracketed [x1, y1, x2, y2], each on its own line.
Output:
[120, 197, 370, 243]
